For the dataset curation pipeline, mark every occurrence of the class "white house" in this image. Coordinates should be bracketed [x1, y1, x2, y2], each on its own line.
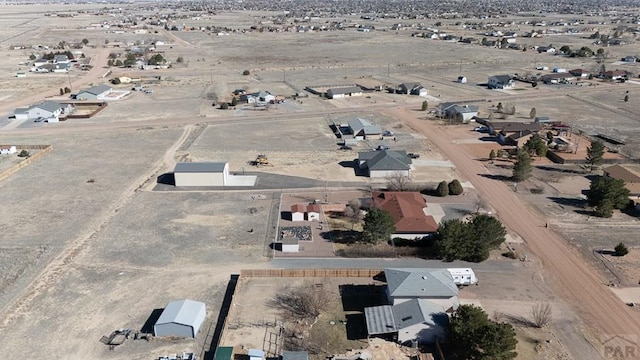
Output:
[240, 90, 275, 104]
[326, 86, 363, 99]
[436, 103, 479, 123]
[76, 84, 113, 100]
[488, 75, 515, 89]
[24, 101, 71, 120]
[358, 149, 413, 178]
[0, 146, 17, 155]
[383, 268, 459, 311]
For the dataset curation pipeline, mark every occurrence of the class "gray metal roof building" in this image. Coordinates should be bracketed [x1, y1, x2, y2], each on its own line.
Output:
[173, 162, 229, 187]
[364, 305, 397, 335]
[384, 268, 458, 298]
[154, 299, 206, 338]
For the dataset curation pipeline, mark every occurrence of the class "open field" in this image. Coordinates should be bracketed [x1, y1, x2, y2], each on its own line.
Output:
[0, 4, 640, 360]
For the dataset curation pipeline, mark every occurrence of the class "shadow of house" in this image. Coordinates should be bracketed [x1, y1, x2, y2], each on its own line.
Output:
[141, 308, 164, 333]
[339, 160, 368, 176]
[345, 313, 368, 340]
[157, 173, 175, 185]
[203, 274, 239, 360]
[339, 284, 388, 311]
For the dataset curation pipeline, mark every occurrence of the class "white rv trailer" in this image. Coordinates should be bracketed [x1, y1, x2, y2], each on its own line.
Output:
[447, 268, 478, 286]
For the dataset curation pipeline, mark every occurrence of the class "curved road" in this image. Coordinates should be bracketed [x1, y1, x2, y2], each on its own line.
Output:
[389, 107, 640, 351]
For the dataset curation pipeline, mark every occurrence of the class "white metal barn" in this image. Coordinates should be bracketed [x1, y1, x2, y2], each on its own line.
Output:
[173, 162, 229, 187]
[154, 299, 206, 338]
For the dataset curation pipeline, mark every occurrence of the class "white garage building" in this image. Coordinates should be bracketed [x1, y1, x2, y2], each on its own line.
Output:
[174, 162, 229, 187]
[154, 299, 206, 338]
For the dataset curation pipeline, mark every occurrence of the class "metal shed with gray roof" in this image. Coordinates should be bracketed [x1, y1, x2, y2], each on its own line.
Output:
[173, 162, 229, 187]
[154, 299, 206, 338]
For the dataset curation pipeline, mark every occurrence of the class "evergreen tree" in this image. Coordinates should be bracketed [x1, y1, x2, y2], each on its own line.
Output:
[512, 149, 532, 181]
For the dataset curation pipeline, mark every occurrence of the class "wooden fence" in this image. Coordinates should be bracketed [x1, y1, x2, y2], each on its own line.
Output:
[240, 268, 382, 278]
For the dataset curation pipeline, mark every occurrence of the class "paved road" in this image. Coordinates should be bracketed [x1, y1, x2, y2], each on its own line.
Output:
[270, 257, 517, 273]
[390, 107, 640, 358]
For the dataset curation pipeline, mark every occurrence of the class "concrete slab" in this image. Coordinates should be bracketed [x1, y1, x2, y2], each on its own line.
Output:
[424, 203, 445, 224]
[610, 287, 640, 303]
[226, 175, 257, 186]
[413, 159, 455, 167]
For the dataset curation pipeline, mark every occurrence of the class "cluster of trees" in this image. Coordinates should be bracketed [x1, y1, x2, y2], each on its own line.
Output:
[586, 176, 630, 217]
[58, 87, 71, 95]
[41, 51, 75, 60]
[434, 214, 507, 262]
[436, 179, 464, 197]
[558, 45, 596, 58]
[446, 305, 517, 360]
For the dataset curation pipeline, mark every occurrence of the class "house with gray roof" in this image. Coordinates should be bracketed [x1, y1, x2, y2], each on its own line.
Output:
[436, 102, 478, 123]
[76, 84, 113, 100]
[326, 86, 363, 99]
[364, 269, 455, 345]
[358, 149, 412, 178]
[347, 118, 382, 140]
[17, 100, 73, 121]
[397, 82, 427, 96]
[384, 268, 459, 310]
[240, 90, 275, 104]
[488, 75, 515, 89]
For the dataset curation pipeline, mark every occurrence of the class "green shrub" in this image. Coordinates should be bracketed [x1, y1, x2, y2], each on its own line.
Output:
[436, 181, 449, 197]
[615, 242, 629, 256]
[448, 179, 464, 195]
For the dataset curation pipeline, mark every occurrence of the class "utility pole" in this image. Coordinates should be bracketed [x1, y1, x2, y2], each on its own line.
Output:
[283, 69, 286, 83]
[67, 72, 72, 93]
[387, 63, 390, 77]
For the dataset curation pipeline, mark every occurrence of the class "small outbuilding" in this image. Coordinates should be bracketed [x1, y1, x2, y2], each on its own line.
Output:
[173, 162, 229, 187]
[290, 204, 306, 221]
[154, 299, 206, 338]
[306, 204, 321, 221]
[280, 237, 300, 253]
[248, 349, 265, 360]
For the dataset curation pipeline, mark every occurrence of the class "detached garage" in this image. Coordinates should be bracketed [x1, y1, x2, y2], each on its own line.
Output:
[174, 162, 229, 187]
[154, 299, 206, 338]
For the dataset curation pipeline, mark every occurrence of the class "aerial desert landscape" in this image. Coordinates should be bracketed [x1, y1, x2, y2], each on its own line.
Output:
[0, 1, 640, 359]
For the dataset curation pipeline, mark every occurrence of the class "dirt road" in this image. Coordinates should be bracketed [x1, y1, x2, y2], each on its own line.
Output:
[0, 47, 110, 114]
[389, 107, 640, 357]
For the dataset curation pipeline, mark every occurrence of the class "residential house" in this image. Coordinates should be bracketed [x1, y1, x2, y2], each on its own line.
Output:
[487, 75, 515, 89]
[240, 90, 275, 104]
[75, 84, 112, 100]
[357, 149, 412, 178]
[603, 70, 628, 81]
[603, 165, 640, 197]
[347, 118, 382, 140]
[436, 103, 478, 123]
[383, 268, 459, 310]
[17, 100, 72, 121]
[487, 122, 543, 146]
[289, 204, 306, 221]
[540, 73, 575, 84]
[326, 86, 363, 99]
[364, 299, 448, 345]
[0, 146, 17, 155]
[397, 83, 427, 96]
[53, 54, 70, 64]
[569, 69, 591, 78]
[372, 191, 438, 239]
[537, 46, 556, 53]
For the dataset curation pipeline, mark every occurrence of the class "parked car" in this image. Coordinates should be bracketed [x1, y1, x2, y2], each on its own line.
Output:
[375, 145, 389, 151]
[382, 130, 394, 136]
[34, 117, 44, 122]
[408, 153, 420, 159]
[474, 126, 488, 132]
[339, 145, 352, 151]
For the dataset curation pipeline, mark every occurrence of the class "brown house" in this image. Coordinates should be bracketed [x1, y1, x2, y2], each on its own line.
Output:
[603, 165, 640, 196]
[372, 191, 438, 239]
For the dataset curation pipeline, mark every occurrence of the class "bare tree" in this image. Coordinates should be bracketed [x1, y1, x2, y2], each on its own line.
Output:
[268, 281, 333, 321]
[531, 303, 552, 328]
[386, 171, 412, 191]
[343, 198, 363, 229]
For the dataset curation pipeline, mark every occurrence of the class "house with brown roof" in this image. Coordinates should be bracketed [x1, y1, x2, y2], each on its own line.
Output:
[603, 70, 628, 81]
[603, 165, 640, 196]
[486, 121, 543, 146]
[372, 191, 438, 239]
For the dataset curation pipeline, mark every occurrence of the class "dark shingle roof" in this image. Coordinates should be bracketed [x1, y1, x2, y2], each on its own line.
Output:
[358, 150, 411, 171]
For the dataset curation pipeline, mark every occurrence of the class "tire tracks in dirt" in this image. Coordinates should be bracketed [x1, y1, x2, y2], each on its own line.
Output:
[0, 125, 193, 329]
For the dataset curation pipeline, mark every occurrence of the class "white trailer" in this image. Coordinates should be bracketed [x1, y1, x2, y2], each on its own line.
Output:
[447, 268, 478, 286]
